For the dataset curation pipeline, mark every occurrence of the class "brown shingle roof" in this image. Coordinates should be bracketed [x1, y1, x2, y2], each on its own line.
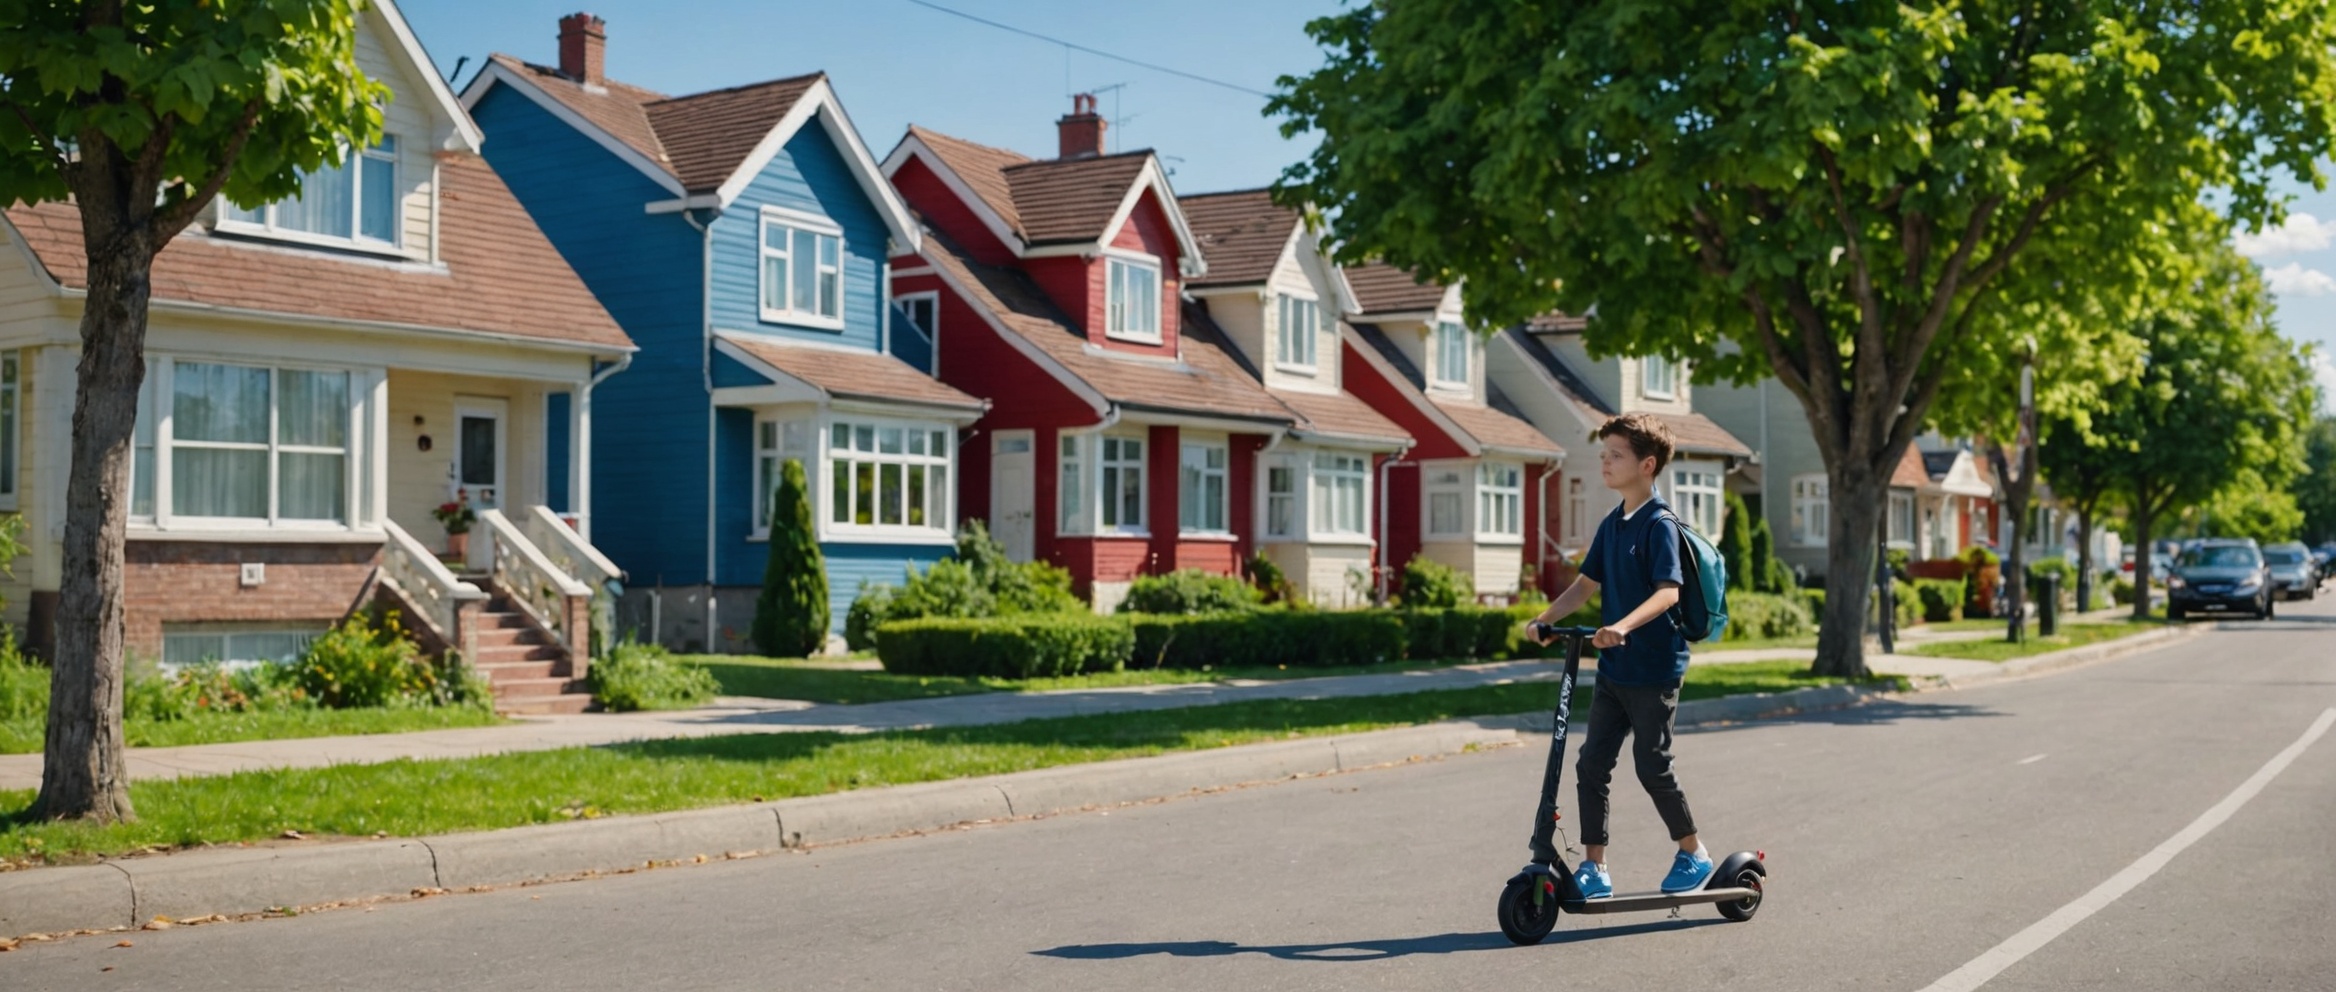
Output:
[1344, 262, 1447, 315]
[1891, 444, 1931, 489]
[488, 54, 672, 172]
[919, 232, 1290, 424]
[904, 125, 1031, 239]
[719, 333, 982, 412]
[4, 155, 630, 351]
[1273, 388, 1411, 446]
[644, 73, 824, 193]
[1651, 412, 1753, 459]
[1431, 398, 1565, 457]
[1002, 153, 1152, 245]
[1180, 188, 1296, 288]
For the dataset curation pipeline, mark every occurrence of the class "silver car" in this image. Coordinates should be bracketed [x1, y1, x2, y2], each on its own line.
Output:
[2264, 543, 2318, 601]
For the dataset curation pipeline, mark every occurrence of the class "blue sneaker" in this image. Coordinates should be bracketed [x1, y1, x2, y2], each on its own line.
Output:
[1572, 860, 1612, 899]
[1661, 849, 1715, 894]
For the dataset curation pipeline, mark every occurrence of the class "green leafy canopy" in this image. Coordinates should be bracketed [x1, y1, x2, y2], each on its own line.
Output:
[0, 0, 388, 223]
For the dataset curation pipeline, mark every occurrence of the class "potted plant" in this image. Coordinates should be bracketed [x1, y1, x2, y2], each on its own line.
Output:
[433, 490, 477, 563]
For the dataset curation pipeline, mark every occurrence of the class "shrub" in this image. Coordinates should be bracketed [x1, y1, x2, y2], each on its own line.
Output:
[1401, 556, 1473, 608]
[1120, 568, 1261, 615]
[1401, 608, 1516, 660]
[1747, 512, 1791, 593]
[1722, 592, 1813, 641]
[126, 662, 310, 722]
[1872, 578, 1920, 631]
[1247, 551, 1296, 604]
[877, 615, 1134, 679]
[0, 627, 48, 722]
[1914, 579, 1965, 623]
[753, 458, 829, 657]
[891, 557, 995, 619]
[285, 611, 461, 709]
[1721, 491, 1757, 592]
[2109, 575, 2137, 606]
[1128, 610, 1406, 671]
[1798, 588, 1827, 622]
[954, 520, 1085, 615]
[589, 640, 719, 712]
[843, 582, 896, 652]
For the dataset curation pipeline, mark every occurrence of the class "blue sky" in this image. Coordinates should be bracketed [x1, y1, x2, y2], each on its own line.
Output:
[397, 0, 2334, 410]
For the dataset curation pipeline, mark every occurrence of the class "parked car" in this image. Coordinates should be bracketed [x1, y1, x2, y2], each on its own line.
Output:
[2317, 542, 2336, 581]
[2119, 548, 2173, 582]
[2166, 539, 2273, 621]
[2262, 543, 2317, 601]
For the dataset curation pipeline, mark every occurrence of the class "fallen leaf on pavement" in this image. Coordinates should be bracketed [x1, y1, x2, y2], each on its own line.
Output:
[280, 830, 304, 841]
[114, 940, 133, 948]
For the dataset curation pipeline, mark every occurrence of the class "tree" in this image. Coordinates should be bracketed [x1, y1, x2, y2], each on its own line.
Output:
[2038, 414, 2119, 611]
[0, 1, 384, 822]
[753, 458, 829, 657]
[1270, 1, 2336, 677]
[2297, 417, 2336, 545]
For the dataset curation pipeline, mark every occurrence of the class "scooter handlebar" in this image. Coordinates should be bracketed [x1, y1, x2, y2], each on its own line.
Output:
[1528, 622, 1600, 642]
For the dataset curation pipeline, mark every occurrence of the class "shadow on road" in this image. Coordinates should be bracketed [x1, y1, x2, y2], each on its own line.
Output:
[1684, 698, 2005, 736]
[1034, 919, 1726, 962]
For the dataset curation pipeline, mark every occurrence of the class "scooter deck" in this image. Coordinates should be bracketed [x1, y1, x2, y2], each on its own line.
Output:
[1563, 887, 1758, 915]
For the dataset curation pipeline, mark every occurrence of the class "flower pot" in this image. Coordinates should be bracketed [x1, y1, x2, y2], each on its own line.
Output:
[446, 531, 470, 561]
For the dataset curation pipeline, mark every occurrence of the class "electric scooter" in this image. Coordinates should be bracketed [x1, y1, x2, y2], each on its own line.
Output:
[1497, 623, 1768, 946]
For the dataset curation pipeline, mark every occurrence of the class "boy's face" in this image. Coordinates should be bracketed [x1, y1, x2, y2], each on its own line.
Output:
[1598, 433, 1657, 489]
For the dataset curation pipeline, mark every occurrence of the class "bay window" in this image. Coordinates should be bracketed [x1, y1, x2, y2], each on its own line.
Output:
[1180, 442, 1228, 534]
[1276, 293, 1322, 369]
[1477, 462, 1523, 537]
[1426, 467, 1467, 537]
[1312, 452, 1369, 536]
[1264, 458, 1298, 538]
[1668, 465, 1722, 537]
[223, 136, 399, 246]
[1106, 257, 1161, 341]
[129, 359, 357, 527]
[1061, 433, 1146, 534]
[752, 419, 814, 532]
[759, 209, 844, 325]
[815, 420, 950, 536]
[1791, 475, 1829, 547]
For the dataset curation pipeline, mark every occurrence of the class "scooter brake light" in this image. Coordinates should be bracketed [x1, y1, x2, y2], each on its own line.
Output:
[1756, 850, 1766, 861]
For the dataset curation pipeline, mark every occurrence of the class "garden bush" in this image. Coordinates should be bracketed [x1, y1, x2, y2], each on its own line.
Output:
[847, 523, 1086, 643]
[2109, 575, 2138, 606]
[1722, 592, 1813, 641]
[1128, 610, 1406, 671]
[1914, 579, 1965, 623]
[589, 640, 719, 712]
[0, 628, 48, 722]
[1120, 568, 1262, 615]
[1400, 556, 1473, 608]
[1401, 608, 1515, 660]
[284, 610, 474, 709]
[752, 458, 828, 657]
[843, 582, 896, 652]
[1877, 579, 1920, 631]
[877, 614, 1135, 679]
[1246, 552, 1296, 605]
[1797, 588, 1827, 623]
[952, 520, 1084, 615]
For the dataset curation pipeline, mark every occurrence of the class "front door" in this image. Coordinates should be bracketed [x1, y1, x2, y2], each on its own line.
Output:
[454, 398, 507, 512]
[991, 430, 1034, 562]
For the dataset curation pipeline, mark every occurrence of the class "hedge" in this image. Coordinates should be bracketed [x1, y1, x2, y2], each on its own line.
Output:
[1914, 579, 1965, 623]
[875, 615, 1134, 679]
[1722, 592, 1812, 641]
[1129, 610, 1407, 670]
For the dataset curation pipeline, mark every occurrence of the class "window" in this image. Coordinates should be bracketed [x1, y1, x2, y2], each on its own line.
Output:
[1106, 258, 1161, 341]
[1791, 474, 1829, 546]
[759, 211, 843, 325]
[1478, 462, 1523, 537]
[1062, 433, 1147, 535]
[1180, 442, 1228, 533]
[129, 361, 351, 526]
[0, 352, 17, 508]
[1888, 491, 1915, 547]
[1099, 435, 1145, 530]
[752, 420, 813, 532]
[162, 626, 320, 670]
[1643, 355, 1678, 399]
[1432, 321, 1469, 385]
[1669, 466, 1722, 536]
[1264, 459, 1298, 538]
[1275, 293, 1322, 369]
[1565, 477, 1586, 542]
[822, 420, 950, 534]
[896, 293, 937, 340]
[1312, 452, 1369, 536]
[1426, 467, 1467, 537]
[1059, 435, 1086, 533]
[223, 137, 399, 245]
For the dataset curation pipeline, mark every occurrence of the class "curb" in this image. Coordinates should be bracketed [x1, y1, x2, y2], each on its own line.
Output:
[0, 721, 1517, 939]
[1923, 623, 2209, 691]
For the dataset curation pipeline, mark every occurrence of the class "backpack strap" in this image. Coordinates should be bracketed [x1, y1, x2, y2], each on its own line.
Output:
[1639, 505, 1693, 629]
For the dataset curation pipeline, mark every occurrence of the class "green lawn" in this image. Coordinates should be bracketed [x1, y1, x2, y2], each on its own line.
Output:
[1901, 620, 2162, 662]
[684, 654, 1505, 704]
[0, 706, 502, 755]
[0, 661, 1878, 863]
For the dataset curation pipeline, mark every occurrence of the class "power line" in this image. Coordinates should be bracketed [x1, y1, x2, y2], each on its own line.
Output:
[902, 0, 1274, 100]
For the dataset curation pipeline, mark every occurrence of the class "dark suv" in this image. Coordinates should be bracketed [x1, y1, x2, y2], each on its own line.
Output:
[2263, 543, 2317, 602]
[2167, 539, 2272, 621]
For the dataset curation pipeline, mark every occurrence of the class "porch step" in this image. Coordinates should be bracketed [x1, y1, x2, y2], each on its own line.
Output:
[472, 625, 552, 649]
[476, 659, 562, 681]
[475, 644, 565, 665]
[490, 676, 582, 699]
[475, 610, 537, 631]
[498, 692, 595, 716]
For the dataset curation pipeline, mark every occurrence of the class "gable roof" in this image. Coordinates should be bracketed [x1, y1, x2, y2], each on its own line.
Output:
[1183, 302, 1408, 447]
[716, 332, 983, 413]
[917, 231, 1289, 425]
[3, 156, 629, 352]
[1005, 154, 1154, 245]
[884, 127, 1204, 273]
[464, 56, 918, 249]
[1346, 323, 1561, 459]
[369, 0, 485, 153]
[1344, 262, 1448, 316]
[1180, 188, 1296, 288]
[1891, 445, 1932, 489]
[1505, 325, 1750, 460]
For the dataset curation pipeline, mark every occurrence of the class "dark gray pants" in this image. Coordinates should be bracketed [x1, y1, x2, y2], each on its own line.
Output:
[1575, 678, 1698, 846]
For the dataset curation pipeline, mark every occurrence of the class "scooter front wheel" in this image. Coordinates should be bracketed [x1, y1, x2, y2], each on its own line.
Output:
[1498, 873, 1562, 945]
[1717, 865, 1764, 922]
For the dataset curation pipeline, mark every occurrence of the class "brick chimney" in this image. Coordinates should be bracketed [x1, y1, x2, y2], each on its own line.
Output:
[1057, 93, 1106, 159]
[558, 13, 606, 85]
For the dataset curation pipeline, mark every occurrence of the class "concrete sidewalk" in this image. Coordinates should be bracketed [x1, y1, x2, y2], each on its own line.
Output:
[0, 616, 2165, 791]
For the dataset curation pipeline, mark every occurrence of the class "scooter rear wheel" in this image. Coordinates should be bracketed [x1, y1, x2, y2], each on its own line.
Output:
[1717, 866, 1764, 922]
[1498, 874, 1561, 945]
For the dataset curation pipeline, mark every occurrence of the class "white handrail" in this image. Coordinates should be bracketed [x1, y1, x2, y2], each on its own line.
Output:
[522, 505, 623, 588]
[379, 519, 485, 643]
[477, 508, 592, 651]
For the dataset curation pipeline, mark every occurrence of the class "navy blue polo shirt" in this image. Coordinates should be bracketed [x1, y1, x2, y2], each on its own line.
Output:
[1578, 495, 1691, 688]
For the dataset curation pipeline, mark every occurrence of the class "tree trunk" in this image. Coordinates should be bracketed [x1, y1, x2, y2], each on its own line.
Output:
[2075, 509, 2096, 613]
[1990, 441, 2038, 644]
[1814, 461, 1888, 680]
[2129, 488, 2156, 622]
[36, 191, 155, 824]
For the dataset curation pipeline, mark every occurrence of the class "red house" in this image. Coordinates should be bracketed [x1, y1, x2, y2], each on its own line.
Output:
[881, 100, 1299, 609]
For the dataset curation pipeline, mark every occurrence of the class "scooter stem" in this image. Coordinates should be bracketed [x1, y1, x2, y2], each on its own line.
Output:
[1528, 626, 1594, 864]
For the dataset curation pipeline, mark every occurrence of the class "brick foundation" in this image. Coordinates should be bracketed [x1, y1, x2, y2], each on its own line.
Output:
[120, 540, 383, 659]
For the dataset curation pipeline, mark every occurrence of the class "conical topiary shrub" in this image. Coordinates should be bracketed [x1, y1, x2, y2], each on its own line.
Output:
[753, 458, 829, 657]
[1721, 490, 1757, 592]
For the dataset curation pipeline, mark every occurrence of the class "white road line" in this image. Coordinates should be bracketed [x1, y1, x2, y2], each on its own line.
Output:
[2016, 754, 2047, 765]
[1917, 707, 2336, 992]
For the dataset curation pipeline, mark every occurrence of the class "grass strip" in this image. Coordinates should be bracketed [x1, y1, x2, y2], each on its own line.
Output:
[1901, 620, 2162, 662]
[0, 706, 502, 755]
[686, 654, 1515, 704]
[0, 662, 1871, 863]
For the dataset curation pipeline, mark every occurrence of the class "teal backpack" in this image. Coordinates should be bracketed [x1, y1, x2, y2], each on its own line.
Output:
[1652, 507, 1730, 643]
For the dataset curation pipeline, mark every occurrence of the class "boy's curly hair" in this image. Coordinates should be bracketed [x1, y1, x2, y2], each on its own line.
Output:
[1593, 412, 1677, 475]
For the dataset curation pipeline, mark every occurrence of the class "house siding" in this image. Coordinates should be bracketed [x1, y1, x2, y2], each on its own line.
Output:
[709, 123, 891, 350]
[1696, 375, 1829, 577]
[888, 156, 1016, 265]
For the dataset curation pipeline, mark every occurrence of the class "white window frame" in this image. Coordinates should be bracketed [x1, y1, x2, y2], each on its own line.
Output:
[0, 351, 18, 510]
[750, 418, 816, 538]
[1311, 450, 1370, 538]
[1477, 461, 1523, 539]
[803, 416, 953, 541]
[161, 624, 323, 671]
[1888, 490, 1916, 547]
[1262, 454, 1300, 540]
[1274, 292, 1321, 371]
[1791, 474, 1830, 547]
[1105, 254, 1163, 343]
[1643, 355, 1678, 400]
[1668, 464, 1723, 537]
[894, 290, 939, 343]
[758, 206, 846, 330]
[128, 357, 363, 532]
[1564, 476, 1586, 543]
[1061, 432, 1148, 536]
[1424, 465, 1469, 538]
[1432, 321, 1470, 387]
[218, 136, 401, 250]
[1179, 440, 1229, 536]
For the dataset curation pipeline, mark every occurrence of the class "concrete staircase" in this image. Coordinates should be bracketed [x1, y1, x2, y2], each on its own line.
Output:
[464, 583, 594, 715]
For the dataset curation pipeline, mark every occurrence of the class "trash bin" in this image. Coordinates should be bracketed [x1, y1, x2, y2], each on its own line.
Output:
[2035, 572, 2060, 637]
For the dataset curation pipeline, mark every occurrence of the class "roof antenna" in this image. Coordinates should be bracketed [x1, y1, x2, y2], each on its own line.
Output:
[447, 55, 470, 87]
[1087, 82, 1129, 152]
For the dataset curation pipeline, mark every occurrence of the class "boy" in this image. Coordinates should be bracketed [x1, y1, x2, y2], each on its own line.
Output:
[1527, 412, 1712, 897]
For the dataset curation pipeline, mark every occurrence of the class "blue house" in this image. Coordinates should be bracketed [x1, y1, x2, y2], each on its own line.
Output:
[462, 14, 983, 651]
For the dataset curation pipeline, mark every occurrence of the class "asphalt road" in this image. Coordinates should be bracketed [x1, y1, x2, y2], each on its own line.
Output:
[11, 597, 2336, 991]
